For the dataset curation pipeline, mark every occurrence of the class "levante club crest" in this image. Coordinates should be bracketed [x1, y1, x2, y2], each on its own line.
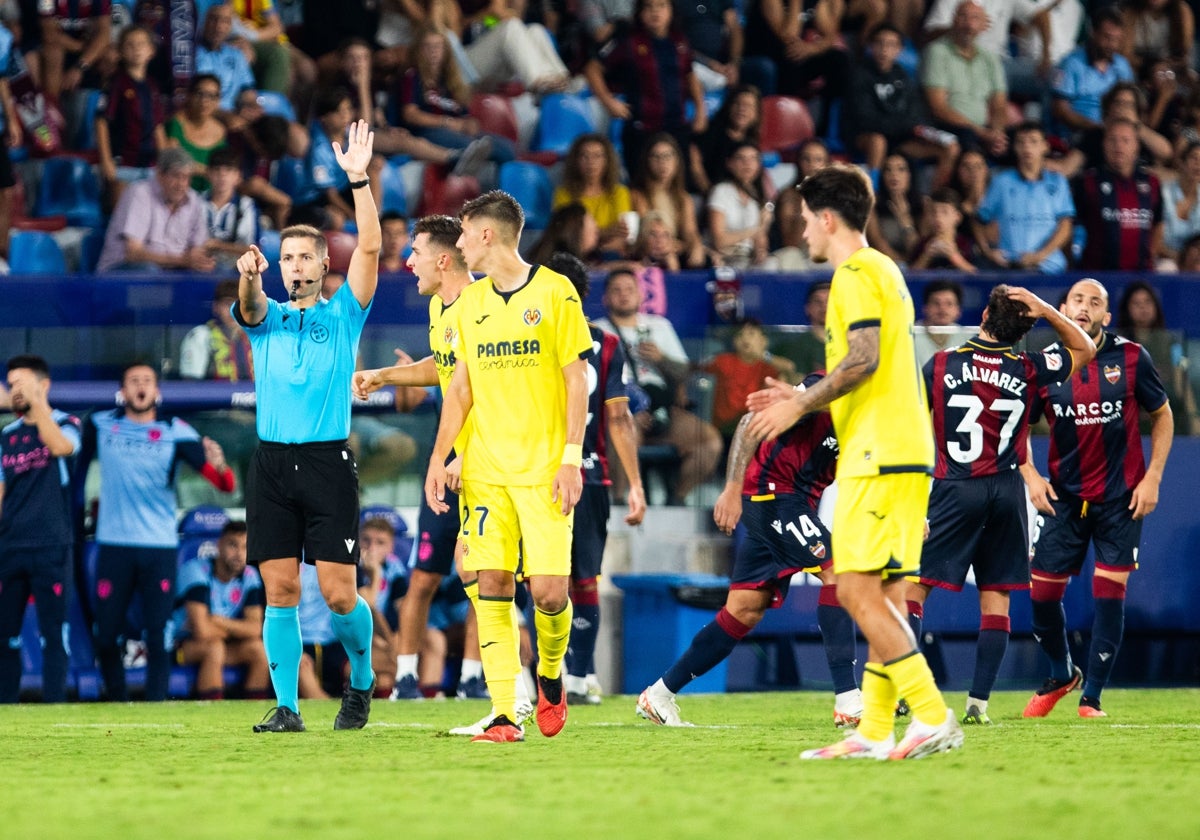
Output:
[1104, 365, 1121, 384]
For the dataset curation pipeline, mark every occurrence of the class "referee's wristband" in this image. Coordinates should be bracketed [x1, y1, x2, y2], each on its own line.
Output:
[562, 443, 583, 467]
[348, 177, 370, 190]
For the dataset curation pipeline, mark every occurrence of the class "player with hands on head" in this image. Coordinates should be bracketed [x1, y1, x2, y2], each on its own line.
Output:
[904, 284, 1095, 726]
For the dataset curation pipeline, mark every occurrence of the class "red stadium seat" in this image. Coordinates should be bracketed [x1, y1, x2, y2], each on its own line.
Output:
[469, 93, 519, 144]
[325, 230, 358, 275]
[760, 96, 816, 158]
[419, 167, 482, 216]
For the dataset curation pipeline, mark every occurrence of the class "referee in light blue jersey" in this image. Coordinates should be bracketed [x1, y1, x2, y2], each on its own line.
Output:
[234, 120, 381, 733]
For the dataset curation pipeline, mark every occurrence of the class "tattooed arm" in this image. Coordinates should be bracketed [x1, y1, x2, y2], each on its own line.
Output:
[713, 412, 765, 535]
[747, 326, 879, 441]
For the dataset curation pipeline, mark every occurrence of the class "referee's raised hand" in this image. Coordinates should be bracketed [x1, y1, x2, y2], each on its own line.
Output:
[333, 119, 375, 179]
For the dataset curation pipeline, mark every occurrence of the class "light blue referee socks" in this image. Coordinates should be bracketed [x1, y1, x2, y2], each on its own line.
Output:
[330, 595, 375, 691]
[263, 605, 302, 713]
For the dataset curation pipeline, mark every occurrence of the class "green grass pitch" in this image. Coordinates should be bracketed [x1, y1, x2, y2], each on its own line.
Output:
[2, 689, 1198, 840]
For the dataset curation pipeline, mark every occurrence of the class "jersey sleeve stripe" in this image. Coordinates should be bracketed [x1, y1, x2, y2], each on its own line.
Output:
[848, 318, 882, 330]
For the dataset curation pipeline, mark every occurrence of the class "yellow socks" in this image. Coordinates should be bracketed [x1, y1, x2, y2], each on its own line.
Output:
[475, 596, 520, 721]
[883, 651, 948, 726]
[534, 601, 573, 680]
[857, 664, 898, 743]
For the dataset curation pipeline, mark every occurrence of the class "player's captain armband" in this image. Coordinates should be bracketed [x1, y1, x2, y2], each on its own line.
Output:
[562, 443, 583, 467]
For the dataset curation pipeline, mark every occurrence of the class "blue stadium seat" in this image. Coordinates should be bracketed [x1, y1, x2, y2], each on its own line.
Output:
[534, 93, 597, 156]
[257, 229, 281, 264]
[498, 161, 553, 231]
[255, 89, 297, 121]
[33, 156, 103, 228]
[79, 226, 104, 273]
[73, 89, 104, 152]
[271, 155, 307, 201]
[360, 504, 414, 562]
[8, 230, 67, 274]
[177, 505, 230, 568]
[19, 604, 44, 695]
[379, 158, 407, 215]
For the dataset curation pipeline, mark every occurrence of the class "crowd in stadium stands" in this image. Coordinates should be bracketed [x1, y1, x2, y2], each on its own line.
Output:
[0, 0, 1197, 278]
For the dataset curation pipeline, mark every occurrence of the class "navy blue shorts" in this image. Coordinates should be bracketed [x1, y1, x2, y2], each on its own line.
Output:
[919, 470, 1030, 592]
[734, 495, 831, 608]
[247, 441, 361, 565]
[410, 486, 460, 577]
[1031, 488, 1142, 576]
[570, 483, 610, 582]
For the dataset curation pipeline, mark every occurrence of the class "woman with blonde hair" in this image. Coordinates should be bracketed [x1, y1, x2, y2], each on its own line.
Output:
[397, 25, 515, 165]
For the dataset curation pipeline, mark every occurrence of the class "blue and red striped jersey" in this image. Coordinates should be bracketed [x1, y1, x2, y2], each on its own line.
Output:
[1073, 166, 1162, 271]
[743, 374, 838, 508]
[925, 337, 1071, 480]
[582, 324, 629, 486]
[1033, 332, 1168, 502]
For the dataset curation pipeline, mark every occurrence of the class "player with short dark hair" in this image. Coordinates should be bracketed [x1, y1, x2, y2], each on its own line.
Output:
[639, 371, 861, 727]
[425, 190, 593, 743]
[0, 355, 81, 703]
[748, 164, 961, 760]
[907, 284, 1096, 724]
[174, 521, 271, 700]
[79, 362, 236, 701]
[1021, 278, 1173, 718]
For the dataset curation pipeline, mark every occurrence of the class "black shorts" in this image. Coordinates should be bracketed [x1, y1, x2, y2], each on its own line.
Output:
[304, 641, 348, 696]
[1031, 489, 1143, 576]
[919, 470, 1030, 592]
[0, 141, 14, 190]
[570, 483, 610, 582]
[734, 495, 832, 608]
[247, 441, 361, 565]
[410, 486, 459, 577]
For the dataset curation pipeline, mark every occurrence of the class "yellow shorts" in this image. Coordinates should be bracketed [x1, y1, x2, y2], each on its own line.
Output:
[459, 480, 573, 577]
[832, 472, 931, 579]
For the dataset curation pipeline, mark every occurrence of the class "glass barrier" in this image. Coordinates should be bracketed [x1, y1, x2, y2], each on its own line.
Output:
[2, 323, 1194, 522]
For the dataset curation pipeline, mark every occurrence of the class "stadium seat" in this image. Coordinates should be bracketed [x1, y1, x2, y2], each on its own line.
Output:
[177, 505, 230, 568]
[325, 230, 358, 274]
[498, 161, 553, 231]
[257, 229, 281, 264]
[256, 89, 297, 121]
[33, 156, 103, 228]
[760, 96, 815, 158]
[418, 167, 481, 216]
[533, 93, 597, 156]
[8, 230, 68, 274]
[73, 89, 104, 152]
[10, 175, 67, 231]
[379, 158, 407, 215]
[469, 93, 519, 145]
[360, 504, 410, 535]
[271, 155, 307, 201]
[79, 226, 105, 272]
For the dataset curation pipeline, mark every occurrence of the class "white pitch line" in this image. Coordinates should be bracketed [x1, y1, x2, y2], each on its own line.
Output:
[52, 723, 185, 729]
[366, 722, 437, 729]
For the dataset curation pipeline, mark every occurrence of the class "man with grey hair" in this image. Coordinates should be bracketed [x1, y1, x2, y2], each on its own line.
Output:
[97, 147, 216, 272]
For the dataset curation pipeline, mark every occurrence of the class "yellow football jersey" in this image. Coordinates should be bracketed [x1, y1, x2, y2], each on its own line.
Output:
[450, 264, 593, 485]
[825, 247, 933, 478]
[429, 294, 472, 458]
